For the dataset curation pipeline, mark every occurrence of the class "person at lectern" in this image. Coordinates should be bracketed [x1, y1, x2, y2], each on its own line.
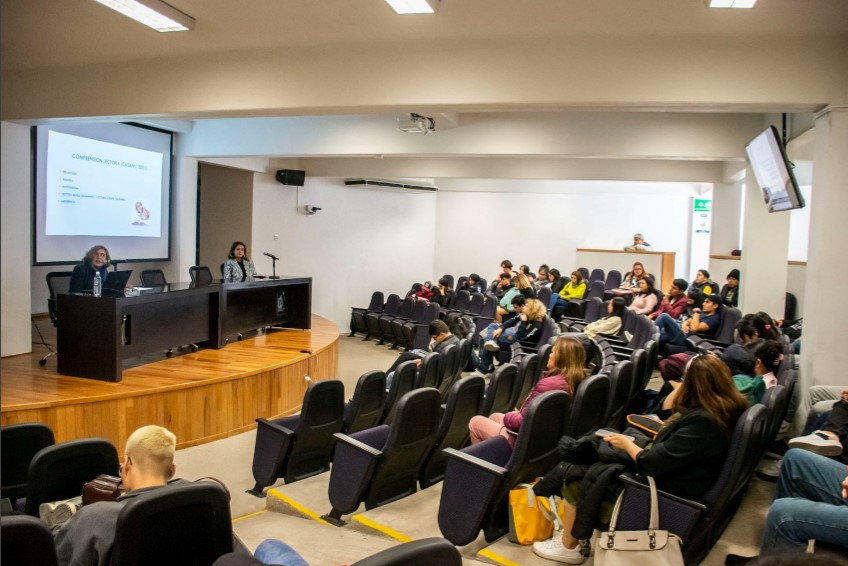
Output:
[623, 232, 652, 251]
[223, 241, 256, 283]
[69, 245, 111, 293]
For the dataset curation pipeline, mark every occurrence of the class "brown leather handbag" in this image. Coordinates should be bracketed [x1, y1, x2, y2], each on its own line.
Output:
[82, 474, 124, 505]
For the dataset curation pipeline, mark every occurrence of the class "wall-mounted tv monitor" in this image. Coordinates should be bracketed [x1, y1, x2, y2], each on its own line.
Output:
[745, 125, 805, 213]
[32, 122, 172, 265]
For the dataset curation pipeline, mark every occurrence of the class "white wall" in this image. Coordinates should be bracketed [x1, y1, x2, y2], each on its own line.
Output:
[2, 122, 33, 356]
[434, 186, 695, 283]
[251, 177, 438, 330]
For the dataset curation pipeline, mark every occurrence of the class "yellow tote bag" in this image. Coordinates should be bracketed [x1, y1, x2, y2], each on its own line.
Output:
[507, 481, 564, 545]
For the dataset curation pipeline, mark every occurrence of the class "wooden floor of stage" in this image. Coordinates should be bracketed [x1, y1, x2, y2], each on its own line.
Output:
[1, 314, 340, 450]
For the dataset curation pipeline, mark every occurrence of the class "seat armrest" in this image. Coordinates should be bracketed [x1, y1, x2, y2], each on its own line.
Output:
[442, 448, 509, 476]
[333, 432, 385, 457]
[255, 418, 295, 437]
[618, 473, 707, 511]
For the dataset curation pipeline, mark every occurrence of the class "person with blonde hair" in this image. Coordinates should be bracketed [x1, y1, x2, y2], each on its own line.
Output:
[54, 426, 178, 566]
[469, 335, 587, 445]
[474, 298, 546, 375]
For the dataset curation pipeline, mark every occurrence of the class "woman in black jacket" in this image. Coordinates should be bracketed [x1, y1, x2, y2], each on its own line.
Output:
[533, 354, 748, 564]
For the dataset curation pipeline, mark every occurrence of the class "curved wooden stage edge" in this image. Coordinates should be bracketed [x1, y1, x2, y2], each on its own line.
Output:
[1, 315, 339, 452]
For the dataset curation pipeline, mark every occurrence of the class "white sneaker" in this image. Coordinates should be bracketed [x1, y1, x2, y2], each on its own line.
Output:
[483, 340, 500, 352]
[39, 496, 82, 529]
[532, 537, 586, 564]
[788, 431, 843, 457]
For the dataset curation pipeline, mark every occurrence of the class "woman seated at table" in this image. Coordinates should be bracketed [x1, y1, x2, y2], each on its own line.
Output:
[627, 275, 658, 315]
[469, 334, 587, 445]
[532, 354, 748, 564]
[69, 245, 111, 293]
[223, 241, 257, 282]
[610, 261, 648, 298]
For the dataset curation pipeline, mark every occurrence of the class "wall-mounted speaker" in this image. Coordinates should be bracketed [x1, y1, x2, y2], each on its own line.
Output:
[275, 169, 306, 186]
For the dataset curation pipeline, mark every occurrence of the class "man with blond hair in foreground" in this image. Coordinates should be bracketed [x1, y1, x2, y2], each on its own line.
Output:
[54, 425, 178, 566]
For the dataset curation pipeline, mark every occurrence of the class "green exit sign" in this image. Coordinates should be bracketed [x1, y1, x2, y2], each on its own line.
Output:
[694, 199, 712, 212]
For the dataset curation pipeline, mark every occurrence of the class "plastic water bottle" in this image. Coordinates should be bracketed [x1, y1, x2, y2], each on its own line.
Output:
[93, 270, 102, 297]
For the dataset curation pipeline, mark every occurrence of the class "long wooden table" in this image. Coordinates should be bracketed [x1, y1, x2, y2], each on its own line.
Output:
[58, 277, 312, 382]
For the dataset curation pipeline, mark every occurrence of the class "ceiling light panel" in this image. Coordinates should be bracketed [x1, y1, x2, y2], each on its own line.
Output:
[708, 0, 757, 8]
[385, 0, 440, 15]
[92, 0, 196, 32]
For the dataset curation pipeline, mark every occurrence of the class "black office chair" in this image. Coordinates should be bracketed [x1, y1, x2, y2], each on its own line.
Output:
[0, 514, 59, 566]
[111, 481, 234, 566]
[1, 423, 55, 504]
[139, 269, 167, 286]
[189, 265, 214, 286]
[38, 271, 73, 367]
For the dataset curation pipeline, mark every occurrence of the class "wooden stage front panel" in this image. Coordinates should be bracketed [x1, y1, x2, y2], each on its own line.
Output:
[1, 315, 339, 451]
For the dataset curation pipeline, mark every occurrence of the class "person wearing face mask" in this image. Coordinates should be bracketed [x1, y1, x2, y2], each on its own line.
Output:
[69, 245, 111, 293]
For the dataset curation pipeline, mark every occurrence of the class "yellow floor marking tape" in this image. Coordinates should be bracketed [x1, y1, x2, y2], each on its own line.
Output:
[232, 509, 267, 523]
[266, 488, 332, 526]
[476, 547, 522, 566]
[350, 515, 413, 542]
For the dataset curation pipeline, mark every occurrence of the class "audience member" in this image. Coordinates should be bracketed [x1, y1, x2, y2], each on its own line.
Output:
[725, 449, 848, 563]
[690, 269, 716, 296]
[413, 280, 435, 301]
[519, 264, 537, 283]
[494, 273, 521, 322]
[788, 389, 848, 459]
[461, 273, 483, 294]
[223, 241, 257, 283]
[648, 278, 689, 321]
[473, 298, 545, 376]
[536, 265, 551, 289]
[54, 425, 179, 566]
[745, 339, 782, 389]
[655, 293, 722, 349]
[754, 312, 782, 340]
[431, 276, 454, 307]
[623, 233, 652, 251]
[533, 354, 747, 564]
[610, 261, 647, 298]
[627, 275, 658, 315]
[583, 297, 626, 339]
[548, 271, 587, 315]
[516, 273, 536, 299]
[720, 269, 740, 307]
[69, 245, 111, 293]
[489, 259, 514, 293]
[469, 335, 586, 444]
[385, 319, 459, 387]
[548, 268, 565, 295]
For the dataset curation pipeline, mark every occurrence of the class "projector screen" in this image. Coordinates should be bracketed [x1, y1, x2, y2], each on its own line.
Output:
[33, 122, 172, 265]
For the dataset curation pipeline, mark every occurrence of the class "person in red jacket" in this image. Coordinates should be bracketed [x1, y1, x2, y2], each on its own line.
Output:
[468, 335, 587, 445]
[648, 278, 689, 321]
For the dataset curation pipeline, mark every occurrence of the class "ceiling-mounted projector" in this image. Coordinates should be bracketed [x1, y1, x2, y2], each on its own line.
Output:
[397, 113, 435, 135]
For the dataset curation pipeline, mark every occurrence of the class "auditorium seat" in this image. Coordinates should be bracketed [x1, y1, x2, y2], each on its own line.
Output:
[378, 296, 414, 346]
[381, 360, 417, 425]
[391, 300, 427, 350]
[402, 301, 440, 351]
[478, 363, 518, 416]
[248, 380, 344, 496]
[350, 537, 461, 566]
[437, 390, 570, 545]
[414, 352, 441, 389]
[323, 388, 442, 524]
[419, 375, 485, 488]
[366, 293, 400, 342]
[350, 291, 384, 339]
[111, 481, 233, 566]
[613, 404, 768, 565]
[343, 371, 387, 435]
[0, 514, 59, 566]
[509, 353, 541, 411]
[604, 360, 635, 431]
[565, 373, 610, 438]
[604, 269, 622, 291]
[436, 345, 460, 401]
[1, 422, 55, 504]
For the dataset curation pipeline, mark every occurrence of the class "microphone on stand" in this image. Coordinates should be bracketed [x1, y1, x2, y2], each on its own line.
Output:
[264, 252, 279, 260]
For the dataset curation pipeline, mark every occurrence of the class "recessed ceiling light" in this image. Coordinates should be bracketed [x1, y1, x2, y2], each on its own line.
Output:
[385, 0, 440, 15]
[707, 0, 757, 8]
[92, 0, 195, 32]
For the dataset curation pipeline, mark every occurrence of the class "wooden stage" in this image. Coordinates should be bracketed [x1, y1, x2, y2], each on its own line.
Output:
[1, 314, 339, 451]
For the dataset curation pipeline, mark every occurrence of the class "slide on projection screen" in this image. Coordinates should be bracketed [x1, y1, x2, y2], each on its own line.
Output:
[33, 122, 172, 265]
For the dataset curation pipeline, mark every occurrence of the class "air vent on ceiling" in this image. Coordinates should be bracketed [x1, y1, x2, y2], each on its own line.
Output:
[344, 178, 438, 192]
